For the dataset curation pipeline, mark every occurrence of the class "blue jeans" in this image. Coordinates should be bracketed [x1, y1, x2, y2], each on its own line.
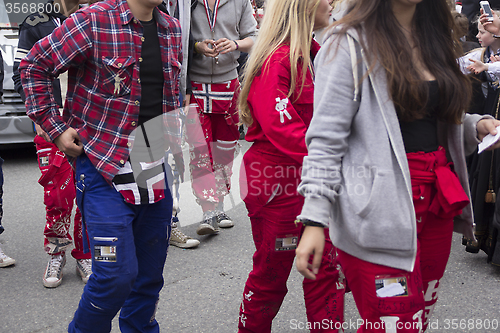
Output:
[69, 155, 172, 333]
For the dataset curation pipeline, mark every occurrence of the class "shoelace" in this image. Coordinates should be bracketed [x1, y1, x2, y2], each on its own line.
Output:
[172, 227, 188, 242]
[0, 249, 9, 260]
[48, 255, 64, 276]
[79, 259, 92, 275]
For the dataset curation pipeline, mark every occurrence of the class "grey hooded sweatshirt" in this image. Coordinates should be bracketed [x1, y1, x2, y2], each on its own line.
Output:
[189, 0, 256, 83]
[298, 27, 486, 272]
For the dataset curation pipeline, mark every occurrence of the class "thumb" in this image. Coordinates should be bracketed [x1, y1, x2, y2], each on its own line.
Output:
[486, 120, 499, 136]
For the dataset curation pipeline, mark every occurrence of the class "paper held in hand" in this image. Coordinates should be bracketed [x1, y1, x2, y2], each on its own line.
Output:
[478, 125, 500, 154]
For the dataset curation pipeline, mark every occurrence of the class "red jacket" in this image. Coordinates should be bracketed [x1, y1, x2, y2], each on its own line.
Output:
[245, 40, 320, 165]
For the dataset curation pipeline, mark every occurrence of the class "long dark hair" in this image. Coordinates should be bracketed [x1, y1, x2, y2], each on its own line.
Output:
[334, 0, 471, 123]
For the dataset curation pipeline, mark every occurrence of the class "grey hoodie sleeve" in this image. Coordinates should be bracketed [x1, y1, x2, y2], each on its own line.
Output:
[297, 35, 360, 226]
[237, 0, 257, 41]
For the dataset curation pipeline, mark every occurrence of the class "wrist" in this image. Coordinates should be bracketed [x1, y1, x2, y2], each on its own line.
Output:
[296, 218, 326, 228]
[233, 40, 239, 50]
[194, 41, 200, 54]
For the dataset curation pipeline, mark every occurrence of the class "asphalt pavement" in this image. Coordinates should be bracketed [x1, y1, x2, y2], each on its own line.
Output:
[0, 141, 499, 333]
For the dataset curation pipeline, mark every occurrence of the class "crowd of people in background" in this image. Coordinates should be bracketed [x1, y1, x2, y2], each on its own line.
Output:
[1, 0, 500, 332]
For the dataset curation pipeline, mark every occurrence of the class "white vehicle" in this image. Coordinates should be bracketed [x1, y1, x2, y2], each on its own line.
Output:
[0, 1, 36, 147]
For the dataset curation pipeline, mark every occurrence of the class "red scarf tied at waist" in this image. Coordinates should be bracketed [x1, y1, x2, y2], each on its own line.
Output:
[407, 147, 469, 219]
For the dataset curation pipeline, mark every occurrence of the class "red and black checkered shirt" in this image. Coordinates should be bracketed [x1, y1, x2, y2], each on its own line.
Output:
[20, 0, 183, 183]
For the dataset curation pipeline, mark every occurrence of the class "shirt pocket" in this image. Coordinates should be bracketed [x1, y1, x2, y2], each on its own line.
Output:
[101, 56, 135, 97]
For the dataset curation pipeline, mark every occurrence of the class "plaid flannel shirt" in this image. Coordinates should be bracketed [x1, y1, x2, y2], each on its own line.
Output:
[20, 0, 183, 183]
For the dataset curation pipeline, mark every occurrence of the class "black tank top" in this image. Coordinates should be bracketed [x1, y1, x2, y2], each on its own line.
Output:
[399, 80, 439, 153]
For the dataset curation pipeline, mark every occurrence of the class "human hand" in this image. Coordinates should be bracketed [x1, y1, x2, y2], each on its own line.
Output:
[214, 38, 238, 54]
[295, 225, 325, 280]
[183, 94, 191, 117]
[34, 123, 51, 142]
[491, 54, 500, 62]
[480, 9, 500, 35]
[53, 128, 84, 157]
[477, 118, 500, 150]
[467, 58, 489, 74]
[196, 39, 219, 58]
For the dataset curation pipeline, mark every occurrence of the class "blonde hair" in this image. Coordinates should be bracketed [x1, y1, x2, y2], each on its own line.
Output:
[239, 0, 321, 126]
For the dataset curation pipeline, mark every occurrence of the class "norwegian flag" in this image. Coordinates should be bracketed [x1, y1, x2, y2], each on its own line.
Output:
[191, 80, 239, 114]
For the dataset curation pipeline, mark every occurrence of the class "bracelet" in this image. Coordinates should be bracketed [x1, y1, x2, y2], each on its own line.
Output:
[295, 218, 326, 228]
[194, 41, 200, 53]
[233, 40, 239, 50]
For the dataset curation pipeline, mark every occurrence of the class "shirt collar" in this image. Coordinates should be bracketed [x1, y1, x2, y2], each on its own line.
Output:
[117, 0, 169, 28]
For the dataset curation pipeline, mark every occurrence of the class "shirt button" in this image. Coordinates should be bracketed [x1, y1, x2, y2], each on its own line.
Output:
[138, 78, 141, 83]
[134, 19, 138, 24]
[131, 121, 136, 126]
[127, 142, 132, 147]
[141, 37, 145, 42]
[120, 159, 125, 165]
[135, 100, 140, 106]
[117, 63, 122, 68]
[139, 57, 143, 62]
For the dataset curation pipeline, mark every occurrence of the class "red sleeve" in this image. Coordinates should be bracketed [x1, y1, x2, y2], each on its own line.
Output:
[311, 39, 321, 59]
[248, 54, 310, 164]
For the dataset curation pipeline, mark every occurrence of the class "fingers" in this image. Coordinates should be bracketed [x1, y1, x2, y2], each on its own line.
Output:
[295, 226, 325, 279]
[486, 119, 500, 136]
[310, 249, 323, 276]
[66, 141, 84, 158]
[477, 118, 500, 141]
[215, 38, 235, 54]
[296, 248, 317, 280]
[200, 40, 219, 57]
[41, 132, 51, 143]
[54, 128, 84, 157]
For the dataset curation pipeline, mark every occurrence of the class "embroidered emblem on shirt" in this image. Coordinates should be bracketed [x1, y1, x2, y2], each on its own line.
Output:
[114, 75, 125, 95]
[275, 97, 292, 123]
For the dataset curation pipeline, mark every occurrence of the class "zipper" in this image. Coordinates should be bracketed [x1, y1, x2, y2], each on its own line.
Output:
[348, 34, 417, 271]
[93, 237, 118, 242]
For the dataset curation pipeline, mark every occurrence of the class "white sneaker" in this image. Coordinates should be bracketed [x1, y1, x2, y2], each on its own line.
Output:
[43, 253, 66, 288]
[217, 211, 234, 228]
[76, 259, 93, 284]
[170, 224, 200, 249]
[0, 247, 15, 267]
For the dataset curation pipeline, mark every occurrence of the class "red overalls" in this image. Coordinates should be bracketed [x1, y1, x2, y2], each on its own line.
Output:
[338, 147, 469, 332]
[238, 41, 346, 333]
[186, 79, 241, 211]
[35, 136, 90, 260]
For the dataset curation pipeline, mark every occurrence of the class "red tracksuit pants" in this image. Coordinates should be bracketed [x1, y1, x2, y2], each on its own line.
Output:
[186, 104, 240, 212]
[337, 148, 469, 332]
[35, 136, 90, 260]
[238, 147, 346, 333]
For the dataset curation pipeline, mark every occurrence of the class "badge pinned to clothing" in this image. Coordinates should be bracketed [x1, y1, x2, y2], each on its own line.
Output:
[275, 97, 292, 123]
[94, 245, 117, 262]
[375, 276, 408, 298]
[39, 155, 50, 167]
[114, 75, 125, 95]
[275, 236, 298, 251]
